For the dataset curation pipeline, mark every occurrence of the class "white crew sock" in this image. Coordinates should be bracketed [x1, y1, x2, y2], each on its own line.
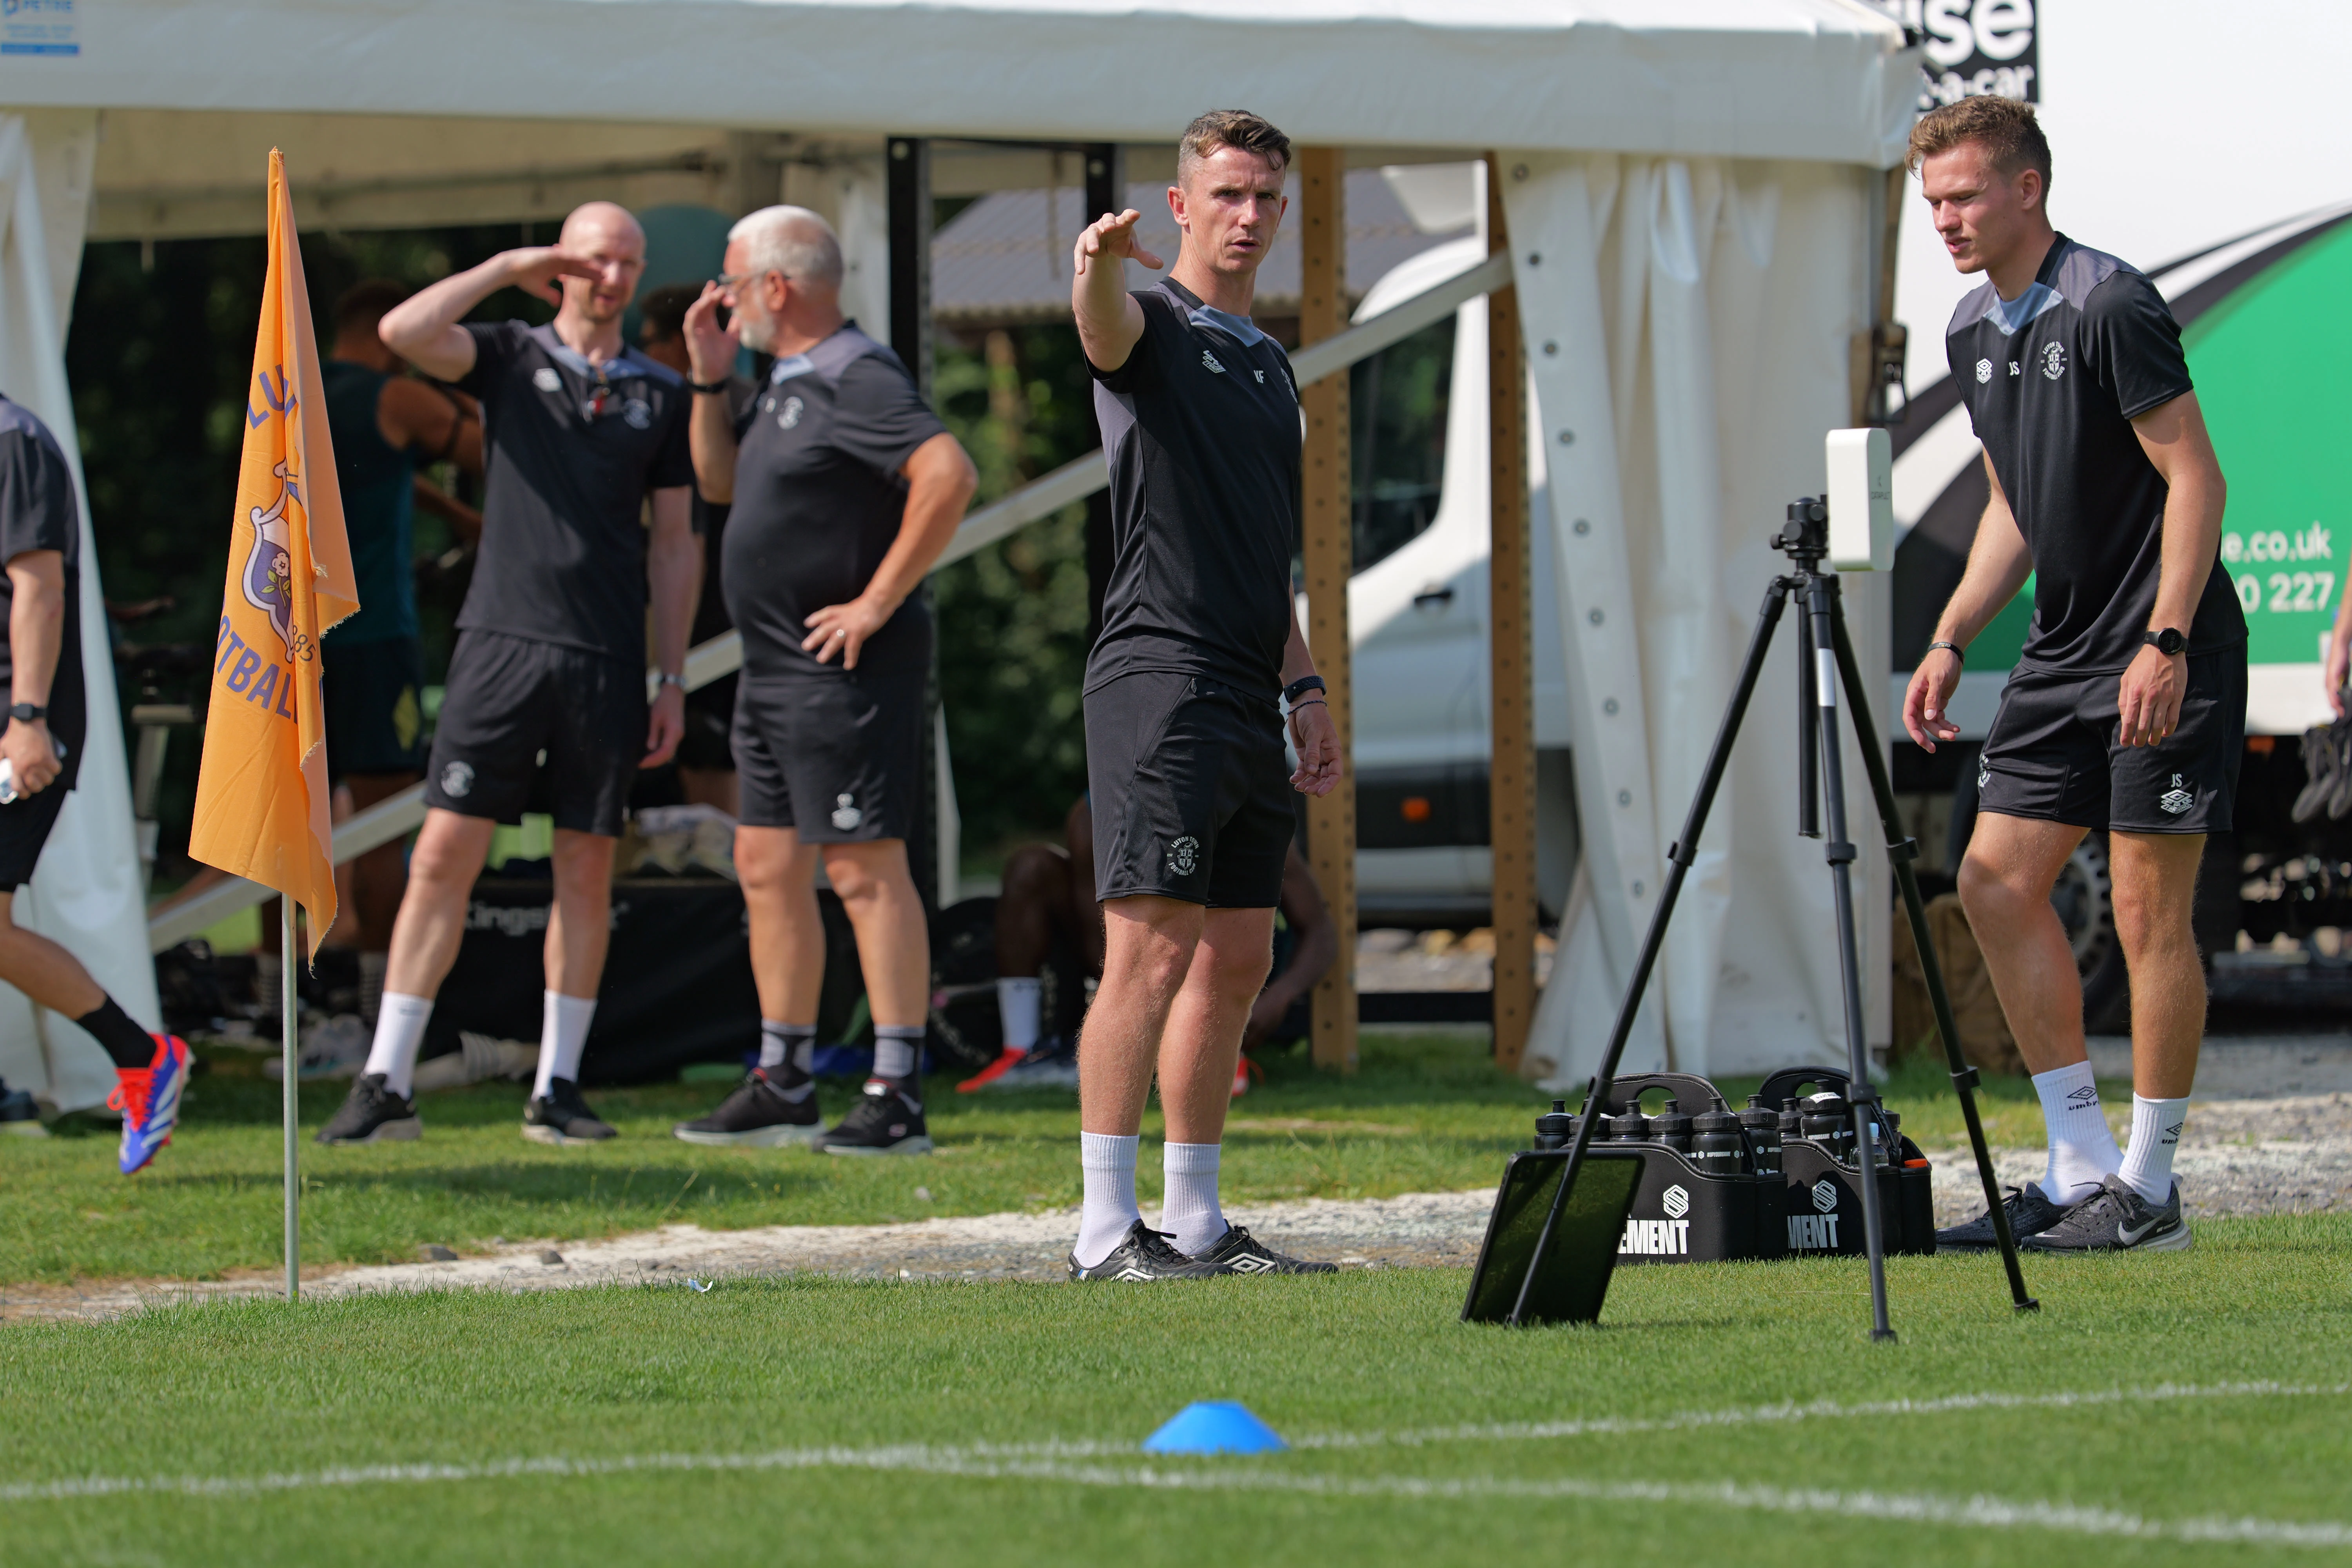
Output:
[2117, 1094, 2189, 1205]
[996, 976, 1042, 1054]
[872, 1025, 924, 1087]
[532, 991, 597, 1100]
[1074, 1131, 1141, 1268]
[358, 951, 388, 1026]
[2031, 1059, 2122, 1204]
[362, 993, 434, 1099]
[758, 1019, 817, 1100]
[1161, 1141, 1229, 1256]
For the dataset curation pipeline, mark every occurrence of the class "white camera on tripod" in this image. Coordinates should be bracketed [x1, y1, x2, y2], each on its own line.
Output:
[1825, 427, 1893, 572]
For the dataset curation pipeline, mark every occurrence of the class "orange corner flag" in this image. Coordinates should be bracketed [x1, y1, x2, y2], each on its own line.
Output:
[189, 151, 360, 958]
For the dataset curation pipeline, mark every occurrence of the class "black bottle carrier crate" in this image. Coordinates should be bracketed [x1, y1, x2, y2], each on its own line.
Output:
[1537, 1069, 1936, 1265]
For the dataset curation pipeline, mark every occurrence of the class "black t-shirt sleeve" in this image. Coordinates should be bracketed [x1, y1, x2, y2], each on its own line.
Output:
[1088, 291, 1165, 394]
[0, 430, 74, 564]
[649, 392, 695, 491]
[455, 321, 525, 400]
[834, 357, 949, 479]
[2082, 271, 2193, 420]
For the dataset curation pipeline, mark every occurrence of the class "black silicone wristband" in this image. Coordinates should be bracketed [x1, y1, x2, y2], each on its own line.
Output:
[689, 379, 731, 395]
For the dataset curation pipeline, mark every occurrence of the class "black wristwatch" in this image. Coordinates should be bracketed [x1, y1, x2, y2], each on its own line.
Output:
[6, 702, 43, 724]
[2144, 627, 2187, 656]
[688, 379, 731, 395]
[1283, 675, 1327, 706]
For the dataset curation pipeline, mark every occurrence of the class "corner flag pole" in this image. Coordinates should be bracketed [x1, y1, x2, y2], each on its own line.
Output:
[282, 900, 299, 1302]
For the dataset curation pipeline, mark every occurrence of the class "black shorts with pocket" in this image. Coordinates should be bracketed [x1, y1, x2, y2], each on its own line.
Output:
[732, 666, 926, 842]
[423, 629, 645, 838]
[322, 635, 426, 783]
[1086, 670, 1293, 909]
[1977, 648, 2246, 834]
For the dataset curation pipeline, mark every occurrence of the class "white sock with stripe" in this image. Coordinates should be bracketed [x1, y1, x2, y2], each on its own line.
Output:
[2031, 1059, 2121, 1205]
[2117, 1094, 2189, 1205]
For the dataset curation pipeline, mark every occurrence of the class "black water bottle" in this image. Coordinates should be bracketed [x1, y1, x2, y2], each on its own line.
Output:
[1607, 1109, 1651, 1143]
[1534, 1100, 1578, 1151]
[1741, 1095, 1783, 1175]
[1801, 1091, 1854, 1164]
[1651, 1098, 1694, 1154]
[1691, 1111, 1745, 1175]
[1777, 1105, 1804, 1155]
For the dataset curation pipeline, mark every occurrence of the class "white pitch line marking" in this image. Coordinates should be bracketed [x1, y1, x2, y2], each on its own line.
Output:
[7, 1381, 2347, 1546]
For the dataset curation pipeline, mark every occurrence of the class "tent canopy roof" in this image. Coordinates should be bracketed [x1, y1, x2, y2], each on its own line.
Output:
[4, 0, 1914, 167]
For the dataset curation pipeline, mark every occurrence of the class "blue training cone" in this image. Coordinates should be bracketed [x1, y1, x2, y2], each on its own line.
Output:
[1142, 1401, 1288, 1455]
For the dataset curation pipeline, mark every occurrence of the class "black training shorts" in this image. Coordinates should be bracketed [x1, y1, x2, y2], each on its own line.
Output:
[1086, 671, 1293, 908]
[0, 706, 83, 888]
[423, 629, 645, 838]
[1977, 648, 2246, 834]
[322, 635, 426, 782]
[732, 667, 925, 842]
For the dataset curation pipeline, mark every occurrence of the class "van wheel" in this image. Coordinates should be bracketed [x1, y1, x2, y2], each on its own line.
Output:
[2051, 833, 2130, 1033]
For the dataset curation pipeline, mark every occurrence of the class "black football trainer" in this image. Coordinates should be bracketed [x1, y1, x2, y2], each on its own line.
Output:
[314, 1073, 422, 1145]
[523, 1077, 617, 1145]
[2022, 1174, 2192, 1252]
[1187, 1225, 1338, 1275]
[1935, 1183, 2077, 1251]
[820, 1080, 933, 1156]
[673, 1070, 823, 1148]
[1068, 1221, 1221, 1282]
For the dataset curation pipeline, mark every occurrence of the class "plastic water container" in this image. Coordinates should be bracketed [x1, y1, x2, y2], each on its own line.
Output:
[1691, 1111, 1745, 1174]
[1650, 1099, 1694, 1154]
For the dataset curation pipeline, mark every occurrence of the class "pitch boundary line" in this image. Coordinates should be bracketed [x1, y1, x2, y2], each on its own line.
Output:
[7, 1380, 2347, 1546]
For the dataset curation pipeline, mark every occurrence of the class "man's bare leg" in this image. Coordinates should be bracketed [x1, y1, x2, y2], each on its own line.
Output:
[532, 829, 617, 1103]
[356, 809, 495, 1098]
[737, 825, 826, 1025]
[1958, 811, 2120, 1202]
[1154, 906, 1274, 1253]
[1074, 895, 1203, 1265]
[2108, 830, 2205, 1202]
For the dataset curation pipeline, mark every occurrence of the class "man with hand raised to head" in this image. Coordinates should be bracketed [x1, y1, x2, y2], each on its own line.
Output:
[316, 201, 700, 1149]
[1900, 98, 2240, 1256]
[1065, 110, 1343, 1281]
[667, 206, 977, 1156]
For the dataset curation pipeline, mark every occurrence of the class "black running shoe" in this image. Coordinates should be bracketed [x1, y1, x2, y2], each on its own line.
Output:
[315, 1073, 422, 1145]
[672, 1070, 823, 1148]
[820, 1080, 932, 1156]
[0, 1074, 43, 1135]
[1935, 1183, 2076, 1251]
[1186, 1224, 1338, 1275]
[2022, 1174, 2191, 1252]
[1068, 1221, 1221, 1282]
[523, 1077, 617, 1145]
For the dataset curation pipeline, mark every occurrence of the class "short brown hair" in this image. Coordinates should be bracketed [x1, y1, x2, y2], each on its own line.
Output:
[1177, 110, 1292, 183]
[332, 278, 410, 337]
[638, 283, 699, 346]
[1907, 96, 2052, 191]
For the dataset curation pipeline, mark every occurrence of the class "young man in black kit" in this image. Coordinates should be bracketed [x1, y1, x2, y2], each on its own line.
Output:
[670, 206, 976, 1155]
[1902, 98, 2238, 1254]
[1066, 110, 1344, 1280]
[316, 201, 700, 1147]
[0, 394, 189, 1171]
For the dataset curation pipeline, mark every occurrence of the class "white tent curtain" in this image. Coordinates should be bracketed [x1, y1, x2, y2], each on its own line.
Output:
[0, 109, 161, 1114]
[1510, 151, 1891, 1087]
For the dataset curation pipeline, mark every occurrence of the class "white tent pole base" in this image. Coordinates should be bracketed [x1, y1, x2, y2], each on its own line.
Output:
[282, 900, 298, 1304]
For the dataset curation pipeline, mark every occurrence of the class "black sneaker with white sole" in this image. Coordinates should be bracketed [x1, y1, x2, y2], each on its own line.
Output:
[1068, 1221, 1221, 1282]
[1935, 1183, 2077, 1252]
[820, 1080, 932, 1156]
[673, 1070, 823, 1147]
[315, 1073, 422, 1145]
[2020, 1174, 2192, 1252]
[1186, 1224, 1339, 1276]
[523, 1078, 617, 1145]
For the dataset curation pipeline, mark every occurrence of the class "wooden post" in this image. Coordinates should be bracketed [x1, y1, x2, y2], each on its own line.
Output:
[1485, 153, 1538, 1074]
[1298, 146, 1357, 1074]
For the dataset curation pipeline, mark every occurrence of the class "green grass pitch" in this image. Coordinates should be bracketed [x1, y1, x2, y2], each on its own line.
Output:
[3, 1036, 2346, 1564]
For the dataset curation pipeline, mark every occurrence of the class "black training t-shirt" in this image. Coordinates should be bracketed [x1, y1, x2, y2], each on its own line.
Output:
[1088, 278, 1301, 699]
[722, 325, 947, 678]
[0, 396, 84, 788]
[455, 322, 694, 663]
[1947, 234, 2243, 673]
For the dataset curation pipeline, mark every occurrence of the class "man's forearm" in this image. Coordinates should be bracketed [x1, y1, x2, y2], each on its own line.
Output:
[1073, 258, 1131, 361]
[379, 256, 510, 369]
[866, 443, 974, 611]
[8, 583, 60, 706]
[688, 396, 740, 505]
[1934, 511, 2034, 650]
[646, 506, 697, 673]
[2148, 466, 2224, 634]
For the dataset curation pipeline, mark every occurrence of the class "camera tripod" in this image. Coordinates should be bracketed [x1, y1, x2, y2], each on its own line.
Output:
[1510, 495, 2038, 1338]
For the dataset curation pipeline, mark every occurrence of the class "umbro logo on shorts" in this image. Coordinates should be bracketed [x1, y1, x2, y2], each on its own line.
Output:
[1201, 350, 1227, 375]
[1166, 836, 1200, 876]
[439, 761, 474, 798]
[2160, 772, 2194, 815]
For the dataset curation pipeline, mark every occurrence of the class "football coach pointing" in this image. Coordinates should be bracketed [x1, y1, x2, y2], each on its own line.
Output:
[1066, 111, 1343, 1281]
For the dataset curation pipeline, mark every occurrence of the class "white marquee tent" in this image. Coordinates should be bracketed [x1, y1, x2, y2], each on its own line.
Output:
[0, 0, 1917, 1109]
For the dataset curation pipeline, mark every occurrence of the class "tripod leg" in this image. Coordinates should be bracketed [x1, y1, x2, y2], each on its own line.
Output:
[1828, 604, 2038, 1312]
[1804, 575, 1896, 1343]
[1503, 577, 1793, 1325]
